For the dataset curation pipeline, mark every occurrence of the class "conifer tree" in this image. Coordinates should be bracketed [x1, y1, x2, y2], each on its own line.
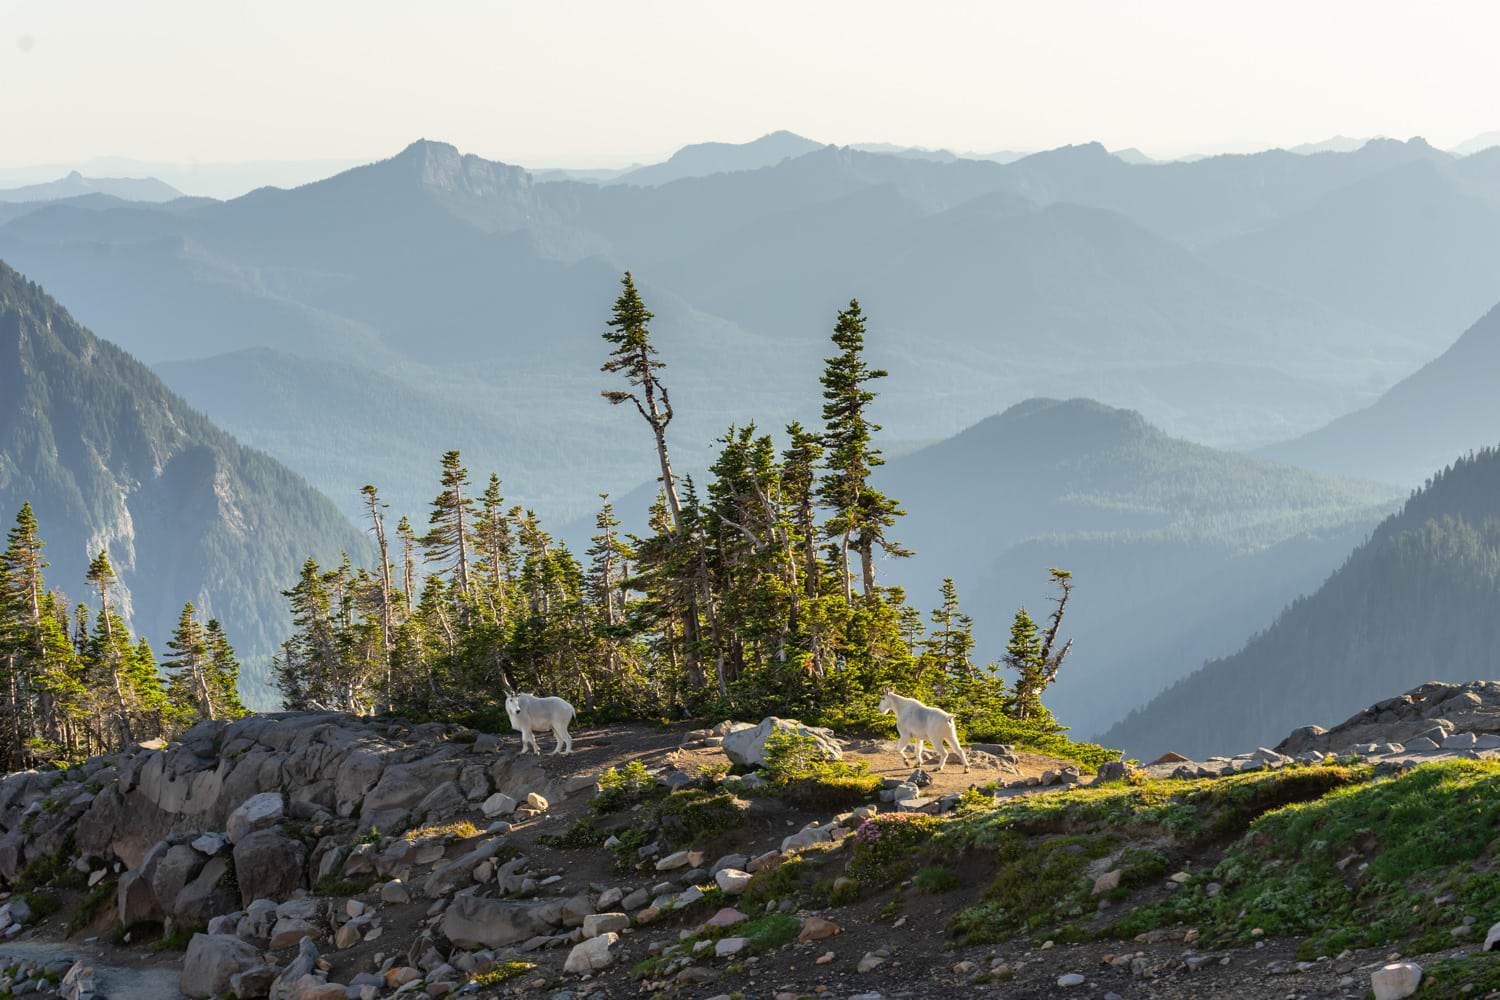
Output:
[423, 451, 476, 600]
[1003, 606, 1045, 722]
[925, 578, 977, 685]
[396, 515, 418, 614]
[361, 484, 395, 700]
[601, 273, 684, 529]
[164, 602, 212, 721]
[204, 618, 247, 719]
[817, 300, 909, 599]
[85, 549, 131, 744]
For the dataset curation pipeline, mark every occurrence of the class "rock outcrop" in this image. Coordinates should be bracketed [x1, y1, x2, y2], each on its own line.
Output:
[1276, 681, 1500, 755]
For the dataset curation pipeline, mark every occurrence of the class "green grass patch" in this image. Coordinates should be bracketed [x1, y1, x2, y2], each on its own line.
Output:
[949, 832, 1114, 944]
[313, 875, 376, 897]
[471, 961, 536, 985]
[914, 865, 961, 894]
[149, 925, 197, 952]
[966, 717, 1120, 770]
[1112, 760, 1500, 959]
[940, 763, 1374, 947]
[1418, 952, 1500, 995]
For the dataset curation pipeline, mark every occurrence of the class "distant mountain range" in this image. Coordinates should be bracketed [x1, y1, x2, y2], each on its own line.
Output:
[609, 130, 826, 186]
[0, 261, 368, 704]
[0, 171, 182, 203]
[1102, 443, 1500, 760]
[1260, 305, 1500, 488]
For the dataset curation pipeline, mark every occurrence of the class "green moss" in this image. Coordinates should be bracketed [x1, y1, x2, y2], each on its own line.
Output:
[21, 891, 61, 920]
[1418, 952, 1500, 995]
[149, 926, 197, 952]
[537, 814, 605, 850]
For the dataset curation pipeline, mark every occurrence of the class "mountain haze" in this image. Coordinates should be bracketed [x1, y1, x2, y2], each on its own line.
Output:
[875, 398, 1399, 736]
[1259, 304, 1500, 488]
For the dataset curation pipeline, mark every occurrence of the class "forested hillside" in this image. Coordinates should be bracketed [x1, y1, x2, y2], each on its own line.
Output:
[1260, 303, 1500, 487]
[1102, 446, 1500, 759]
[0, 261, 369, 701]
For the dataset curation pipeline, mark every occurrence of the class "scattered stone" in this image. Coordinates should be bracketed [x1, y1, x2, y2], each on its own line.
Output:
[714, 868, 752, 894]
[798, 916, 842, 942]
[1371, 962, 1423, 1000]
[715, 936, 749, 958]
[1092, 870, 1122, 895]
[1057, 973, 1086, 988]
[563, 931, 619, 974]
[583, 912, 630, 938]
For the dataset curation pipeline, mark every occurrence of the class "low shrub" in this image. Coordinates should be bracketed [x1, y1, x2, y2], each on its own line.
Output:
[645, 787, 746, 847]
[404, 820, 482, 842]
[845, 813, 938, 888]
[758, 729, 882, 809]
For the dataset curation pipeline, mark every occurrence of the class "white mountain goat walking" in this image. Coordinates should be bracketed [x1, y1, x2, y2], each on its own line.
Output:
[878, 689, 969, 773]
[505, 693, 576, 755]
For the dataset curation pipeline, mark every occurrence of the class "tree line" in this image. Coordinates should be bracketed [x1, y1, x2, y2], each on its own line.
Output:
[275, 275, 1081, 744]
[0, 502, 245, 770]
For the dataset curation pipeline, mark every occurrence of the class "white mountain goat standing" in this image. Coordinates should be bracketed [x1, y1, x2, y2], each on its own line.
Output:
[878, 690, 969, 772]
[505, 693, 576, 755]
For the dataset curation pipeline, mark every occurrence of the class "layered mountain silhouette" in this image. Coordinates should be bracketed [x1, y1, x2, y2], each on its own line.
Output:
[1261, 304, 1500, 487]
[0, 261, 368, 702]
[1102, 445, 1500, 760]
[612, 131, 825, 186]
[0, 171, 182, 204]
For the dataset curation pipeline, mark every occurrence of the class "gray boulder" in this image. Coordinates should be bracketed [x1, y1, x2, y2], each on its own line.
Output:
[722, 718, 842, 768]
[181, 933, 263, 998]
[232, 828, 306, 907]
[151, 844, 209, 920]
[227, 792, 285, 844]
[416, 780, 465, 819]
[440, 895, 562, 949]
[174, 856, 239, 931]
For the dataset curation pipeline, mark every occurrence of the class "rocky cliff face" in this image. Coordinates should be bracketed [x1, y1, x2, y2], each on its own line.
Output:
[0, 713, 574, 931]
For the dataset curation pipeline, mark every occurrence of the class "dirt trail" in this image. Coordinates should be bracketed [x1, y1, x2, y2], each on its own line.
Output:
[0, 939, 182, 1000]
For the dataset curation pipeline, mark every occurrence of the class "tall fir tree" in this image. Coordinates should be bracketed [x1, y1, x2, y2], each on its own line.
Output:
[817, 300, 909, 599]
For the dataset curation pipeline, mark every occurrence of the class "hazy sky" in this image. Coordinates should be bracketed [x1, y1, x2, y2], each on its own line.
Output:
[4, 0, 1497, 170]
